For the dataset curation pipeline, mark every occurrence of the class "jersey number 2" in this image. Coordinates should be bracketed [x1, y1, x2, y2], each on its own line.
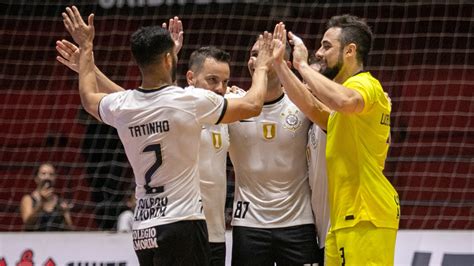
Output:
[143, 144, 162, 186]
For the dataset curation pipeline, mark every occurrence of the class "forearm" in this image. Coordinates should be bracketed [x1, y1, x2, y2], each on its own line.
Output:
[242, 67, 268, 113]
[79, 44, 105, 120]
[274, 61, 329, 129]
[94, 66, 125, 93]
[79, 45, 96, 111]
[63, 212, 74, 229]
[298, 63, 359, 113]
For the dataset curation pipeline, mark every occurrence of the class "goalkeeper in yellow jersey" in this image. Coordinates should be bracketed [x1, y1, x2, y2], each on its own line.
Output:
[271, 15, 400, 265]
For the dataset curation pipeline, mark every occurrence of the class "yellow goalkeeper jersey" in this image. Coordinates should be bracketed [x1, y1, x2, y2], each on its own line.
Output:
[326, 71, 400, 231]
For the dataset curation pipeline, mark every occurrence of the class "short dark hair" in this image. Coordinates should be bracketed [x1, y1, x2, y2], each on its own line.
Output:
[188, 46, 231, 71]
[130, 26, 175, 67]
[327, 14, 373, 65]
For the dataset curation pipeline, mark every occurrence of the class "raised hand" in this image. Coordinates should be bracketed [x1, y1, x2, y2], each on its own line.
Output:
[60, 201, 74, 213]
[39, 186, 54, 201]
[272, 22, 287, 63]
[56, 39, 80, 72]
[62, 6, 95, 48]
[254, 31, 273, 71]
[288, 31, 309, 70]
[162, 16, 184, 54]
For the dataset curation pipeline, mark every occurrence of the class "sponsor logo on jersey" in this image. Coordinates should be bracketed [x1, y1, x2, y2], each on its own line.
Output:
[262, 123, 276, 140]
[135, 196, 168, 221]
[133, 227, 159, 250]
[281, 109, 302, 131]
[212, 132, 222, 150]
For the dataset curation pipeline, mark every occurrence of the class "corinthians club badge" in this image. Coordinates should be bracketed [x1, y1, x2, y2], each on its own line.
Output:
[282, 109, 302, 131]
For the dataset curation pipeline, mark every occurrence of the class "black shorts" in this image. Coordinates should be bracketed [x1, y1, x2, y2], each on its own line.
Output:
[232, 224, 320, 266]
[209, 242, 226, 266]
[134, 220, 210, 266]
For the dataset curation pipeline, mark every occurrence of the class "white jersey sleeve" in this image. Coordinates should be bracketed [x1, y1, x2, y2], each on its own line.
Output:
[307, 124, 330, 248]
[99, 91, 125, 126]
[185, 86, 228, 125]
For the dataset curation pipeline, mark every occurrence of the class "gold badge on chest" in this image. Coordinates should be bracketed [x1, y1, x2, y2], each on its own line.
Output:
[262, 123, 276, 140]
[212, 132, 222, 149]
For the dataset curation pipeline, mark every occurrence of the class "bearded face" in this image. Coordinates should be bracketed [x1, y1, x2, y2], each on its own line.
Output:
[319, 50, 343, 80]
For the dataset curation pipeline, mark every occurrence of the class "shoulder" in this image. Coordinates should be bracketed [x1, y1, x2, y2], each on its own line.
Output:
[344, 72, 382, 92]
[20, 194, 34, 206]
[100, 90, 130, 108]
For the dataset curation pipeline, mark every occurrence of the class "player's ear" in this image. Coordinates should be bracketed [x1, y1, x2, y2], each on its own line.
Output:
[345, 43, 357, 58]
[164, 52, 173, 69]
[186, 70, 194, 86]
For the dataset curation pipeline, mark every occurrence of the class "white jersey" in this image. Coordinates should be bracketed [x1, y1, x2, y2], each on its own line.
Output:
[307, 124, 330, 248]
[199, 123, 229, 243]
[99, 85, 227, 230]
[186, 85, 230, 243]
[228, 93, 314, 228]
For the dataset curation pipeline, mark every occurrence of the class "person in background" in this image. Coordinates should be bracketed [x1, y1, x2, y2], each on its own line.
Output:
[20, 163, 74, 231]
[117, 189, 136, 232]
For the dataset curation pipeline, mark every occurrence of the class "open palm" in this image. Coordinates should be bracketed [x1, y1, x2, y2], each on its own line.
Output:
[62, 6, 95, 47]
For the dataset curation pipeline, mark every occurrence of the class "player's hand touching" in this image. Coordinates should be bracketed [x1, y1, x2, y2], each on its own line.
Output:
[62, 6, 95, 48]
[226, 85, 244, 94]
[288, 31, 309, 70]
[162, 16, 184, 54]
[56, 39, 80, 72]
[254, 31, 273, 71]
[272, 22, 287, 63]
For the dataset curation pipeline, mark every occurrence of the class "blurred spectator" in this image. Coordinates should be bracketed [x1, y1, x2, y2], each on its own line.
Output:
[117, 191, 136, 232]
[20, 163, 74, 231]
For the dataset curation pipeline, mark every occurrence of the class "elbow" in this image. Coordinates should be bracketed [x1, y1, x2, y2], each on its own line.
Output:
[80, 97, 96, 117]
[328, 97, 352, 113]
[248, 102, 263, 117]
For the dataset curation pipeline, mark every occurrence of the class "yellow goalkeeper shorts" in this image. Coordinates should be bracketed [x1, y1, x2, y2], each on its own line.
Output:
[325, 221, 397, 266]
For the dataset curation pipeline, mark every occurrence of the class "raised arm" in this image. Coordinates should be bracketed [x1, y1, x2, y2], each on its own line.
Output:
[62, 6, 107, 121]
[288, 31, 364, 114]
[162, 16, 184, 55]
[57, 16, 184, 91]
[219, 32, 273, 123]
[271, 23, 330, 130]
[56, 39, 124, 93]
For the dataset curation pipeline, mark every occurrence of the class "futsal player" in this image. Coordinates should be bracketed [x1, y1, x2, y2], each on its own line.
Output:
[227, 37, 321, 265]
[271, 16, 400, 265]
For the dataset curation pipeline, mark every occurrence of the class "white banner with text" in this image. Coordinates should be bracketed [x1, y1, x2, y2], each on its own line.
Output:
[0, 230, 472, 265]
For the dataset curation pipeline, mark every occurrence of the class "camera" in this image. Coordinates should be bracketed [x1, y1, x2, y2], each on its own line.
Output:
[41, 179, 52, 189]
